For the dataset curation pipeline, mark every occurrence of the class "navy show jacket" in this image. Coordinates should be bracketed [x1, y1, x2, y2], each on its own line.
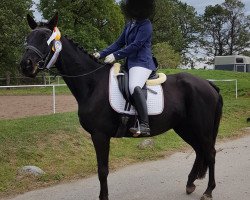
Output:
[100, 19, 156, 70]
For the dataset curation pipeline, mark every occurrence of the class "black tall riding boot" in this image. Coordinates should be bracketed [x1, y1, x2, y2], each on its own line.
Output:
[129, 86, 150, 137]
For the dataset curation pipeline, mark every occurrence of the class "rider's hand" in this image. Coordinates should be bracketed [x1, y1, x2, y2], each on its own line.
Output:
[93, 52, 100, 59]
[104, 54, 115, 63]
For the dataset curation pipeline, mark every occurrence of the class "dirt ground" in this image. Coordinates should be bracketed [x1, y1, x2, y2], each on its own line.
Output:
[0, 95, 77, 119]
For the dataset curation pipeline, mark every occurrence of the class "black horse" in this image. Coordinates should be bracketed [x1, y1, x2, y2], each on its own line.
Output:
[20, 14, 223, 200]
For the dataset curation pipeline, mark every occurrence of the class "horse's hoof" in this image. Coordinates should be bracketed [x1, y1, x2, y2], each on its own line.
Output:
[200, 194, 212, 200]
[99, 195, 109, 200]
[100, 198, 109, 200]
[186, 184, 196, 194]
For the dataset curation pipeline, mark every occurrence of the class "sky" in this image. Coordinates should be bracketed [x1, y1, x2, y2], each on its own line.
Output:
[32, 0, 250, 21]
[31, 0, 42, 21]
[181, 0, 250, 15]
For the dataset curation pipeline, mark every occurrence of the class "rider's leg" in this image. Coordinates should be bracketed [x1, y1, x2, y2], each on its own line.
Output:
[128, 67, 152, 137]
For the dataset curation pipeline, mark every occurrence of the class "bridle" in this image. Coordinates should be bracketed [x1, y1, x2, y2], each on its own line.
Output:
[25, 44, 47, 59]
[25, 44, 53, 70]
[25, 27, 108, 78]
[25, 27, 62, 70]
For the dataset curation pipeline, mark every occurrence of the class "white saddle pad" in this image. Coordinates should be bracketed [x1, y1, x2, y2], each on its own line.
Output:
[109, 66, 164, 115]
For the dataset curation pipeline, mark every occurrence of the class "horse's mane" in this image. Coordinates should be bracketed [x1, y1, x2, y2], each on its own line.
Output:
[36, 24, 109, 67]
[64, 35, 109, 66]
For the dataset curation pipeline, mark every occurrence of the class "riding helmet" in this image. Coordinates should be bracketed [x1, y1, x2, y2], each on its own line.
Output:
[121, 0, 155, 20]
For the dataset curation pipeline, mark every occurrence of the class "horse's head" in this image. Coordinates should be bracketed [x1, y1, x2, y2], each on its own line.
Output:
[20, 13, 59, 77]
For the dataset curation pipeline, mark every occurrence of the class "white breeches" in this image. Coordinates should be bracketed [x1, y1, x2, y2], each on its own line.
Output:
[129, 67, 152, 95]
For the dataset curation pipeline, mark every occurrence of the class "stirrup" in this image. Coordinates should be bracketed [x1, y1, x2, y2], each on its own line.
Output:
[130, 121, 150, 137]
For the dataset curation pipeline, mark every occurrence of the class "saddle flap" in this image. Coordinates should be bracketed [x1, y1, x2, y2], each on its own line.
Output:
[117, 68, 132, 104]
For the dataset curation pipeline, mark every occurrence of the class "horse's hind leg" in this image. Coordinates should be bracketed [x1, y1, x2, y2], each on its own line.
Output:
[174, 127, 203, 194]
[174, 125, 215, 199]
[91, 133, 111, 200]
[186, 151, 201, 194]
[185, 139, 216, 200]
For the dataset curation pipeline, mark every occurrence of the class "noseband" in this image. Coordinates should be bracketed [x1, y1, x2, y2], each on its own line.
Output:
[25, 45, 47, 59]
[25, 44, 52, 70]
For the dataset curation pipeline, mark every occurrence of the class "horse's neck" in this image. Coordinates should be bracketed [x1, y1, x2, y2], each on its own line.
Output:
[55, 37, 109, 105]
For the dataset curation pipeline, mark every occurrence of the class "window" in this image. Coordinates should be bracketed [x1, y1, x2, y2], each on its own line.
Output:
[236, 58, 244, 63]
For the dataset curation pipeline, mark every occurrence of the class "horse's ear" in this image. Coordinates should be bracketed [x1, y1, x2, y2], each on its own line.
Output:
[48, 12, 59, 30]
[27, 14, 37, 29]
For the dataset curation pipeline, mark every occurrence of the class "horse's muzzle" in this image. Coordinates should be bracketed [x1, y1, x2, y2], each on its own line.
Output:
[20, 58, 37, 78]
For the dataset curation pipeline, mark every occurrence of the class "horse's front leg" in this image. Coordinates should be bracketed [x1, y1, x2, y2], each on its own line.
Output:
[91, 133, 111, 200]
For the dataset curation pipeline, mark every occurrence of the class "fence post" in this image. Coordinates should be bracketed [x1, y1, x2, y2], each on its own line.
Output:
[52, 85, 56, 114]
[235, 79, 238, 99]
[42, 73, 46, 85]
[5, 71, 11, 89]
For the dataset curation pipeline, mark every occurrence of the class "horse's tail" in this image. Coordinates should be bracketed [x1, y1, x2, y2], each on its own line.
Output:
[209, 81, 223, 143]
[197, 81, 223, 179]
[213, 93, 223, 143]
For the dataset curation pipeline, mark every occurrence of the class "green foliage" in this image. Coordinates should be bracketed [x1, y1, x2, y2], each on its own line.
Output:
[242, 50, 250, 57]
[153, 0, 200, 56]
[39, 0, 124, 51]
[152, 42, 181, 68]
[201, 0, 250, 56]
[0, 0, 32, 76]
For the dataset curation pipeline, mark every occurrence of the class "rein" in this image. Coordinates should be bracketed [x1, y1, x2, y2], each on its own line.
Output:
[47, 64, 109, 78]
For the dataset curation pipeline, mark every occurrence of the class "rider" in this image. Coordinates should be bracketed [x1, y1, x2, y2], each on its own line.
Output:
[93, 0, 156, 137]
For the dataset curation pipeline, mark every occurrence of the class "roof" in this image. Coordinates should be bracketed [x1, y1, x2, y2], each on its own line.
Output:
[215, 55, 250, 65]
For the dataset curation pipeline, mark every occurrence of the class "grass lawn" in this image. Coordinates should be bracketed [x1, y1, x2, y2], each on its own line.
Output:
[0, 69, 249, 197]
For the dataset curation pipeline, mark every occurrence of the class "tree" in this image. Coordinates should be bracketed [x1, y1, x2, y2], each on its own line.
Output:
[201, 5, 228, 56]
[223, 0, 250, 55]
[242, 50, 250, 57]
[201, 0, 250, 57]
[39, 0, 124, 51]
[0, 0, 32, 76]
[152, 0, 200, 57]
[152, 42, 181, 68]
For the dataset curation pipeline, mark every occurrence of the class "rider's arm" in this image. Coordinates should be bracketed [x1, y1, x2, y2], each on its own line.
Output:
[99, 25, 127, 59]
[113, 22, 152, 60]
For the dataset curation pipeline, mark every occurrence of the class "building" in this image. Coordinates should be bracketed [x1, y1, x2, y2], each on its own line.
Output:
[214, 55, 250, 72]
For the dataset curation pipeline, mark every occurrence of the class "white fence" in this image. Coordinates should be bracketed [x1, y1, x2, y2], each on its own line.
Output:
[0, 76, 62, 85]
[0, 84, 67, 114]
[0, 79, 238, 115]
